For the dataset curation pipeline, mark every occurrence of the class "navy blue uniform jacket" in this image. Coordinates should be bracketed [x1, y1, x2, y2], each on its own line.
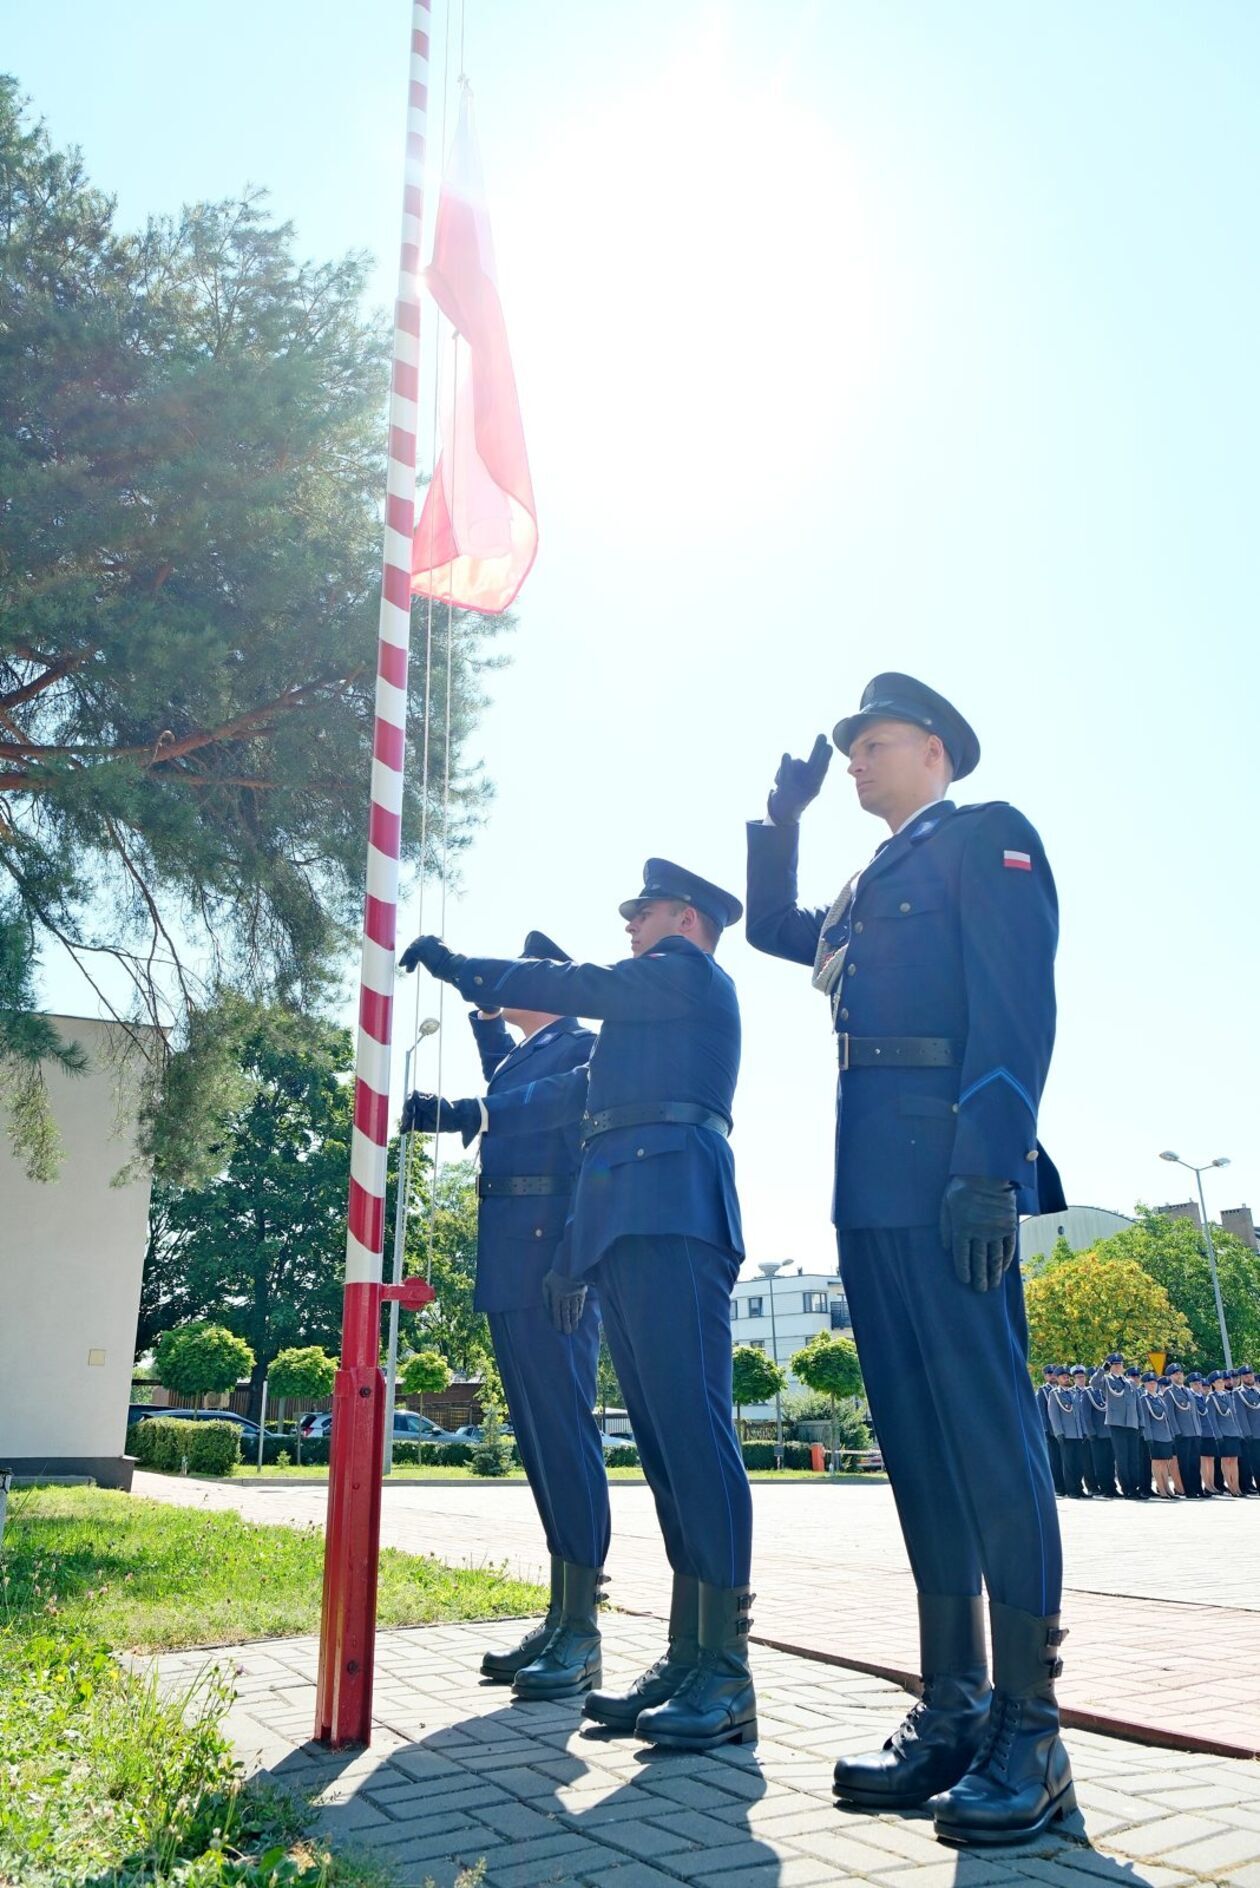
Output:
[466, 1010, 595, 1314]
[745, 802, 1066, 1231]
[451, 936, 744, 1277]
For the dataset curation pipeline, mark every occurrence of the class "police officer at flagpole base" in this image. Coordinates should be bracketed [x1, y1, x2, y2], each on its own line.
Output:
[746, 675, 1073, 1847]
[402, 860, 758, 1752]
[399, 931, 606, 1687]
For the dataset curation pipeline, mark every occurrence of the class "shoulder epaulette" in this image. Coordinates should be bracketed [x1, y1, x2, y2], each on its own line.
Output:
[956, 801, 1011, 818]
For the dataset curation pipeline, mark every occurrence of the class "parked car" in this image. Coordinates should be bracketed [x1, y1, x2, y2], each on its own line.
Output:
[126, 1405, 284, 1445]
[450, 1422, 516, 1444]
[298, 1409, 461, 1443]
[599, 1431, 636, 1454]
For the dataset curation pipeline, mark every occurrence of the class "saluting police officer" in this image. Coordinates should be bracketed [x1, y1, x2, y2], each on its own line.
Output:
[1078, 1367, 1116, 1498]
[400, 931, 605, 1689]
[402, 861, 757, 1752]
[746, 675, 1072, 1847]
[1188, 1371, 1219, 1496]
[1138, 1374, 1177, 1498]
[1210, 1371, 1244, 1496]
[1092, 1356, 1143, 1499]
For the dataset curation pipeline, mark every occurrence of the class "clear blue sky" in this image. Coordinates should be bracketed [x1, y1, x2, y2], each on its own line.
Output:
[11, 1, 1259, 1270]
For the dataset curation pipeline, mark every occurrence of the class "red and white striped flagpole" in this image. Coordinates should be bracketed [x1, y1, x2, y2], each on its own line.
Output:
[315, 0, 434, 1749]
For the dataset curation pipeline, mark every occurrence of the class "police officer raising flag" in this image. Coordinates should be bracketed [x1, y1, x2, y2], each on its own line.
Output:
[402, 859, 758, 1752]
[747, 673, 1072, 1847]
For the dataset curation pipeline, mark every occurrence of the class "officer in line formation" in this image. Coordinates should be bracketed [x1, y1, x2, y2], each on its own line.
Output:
[1036, 1358, 1260, 1501]
[746, 676, 1072, 1848]
[402, 859, 756, 1754]
[400, 931, 607, 1686]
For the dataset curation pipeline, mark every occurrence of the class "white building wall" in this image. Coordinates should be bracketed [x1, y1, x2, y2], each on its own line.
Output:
[1019, 1205, 1135, 1265]
[0, 1016, 157, 1483]
[730, 1270, 850, 1417]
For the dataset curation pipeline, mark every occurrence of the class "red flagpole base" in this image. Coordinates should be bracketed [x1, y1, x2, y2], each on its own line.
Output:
[315, 1284, 386, 1747]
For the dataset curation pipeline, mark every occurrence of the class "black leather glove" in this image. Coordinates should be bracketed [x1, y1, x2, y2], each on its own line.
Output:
[767, 733, 832, 823]
[940, 1176, 1019, 1292]
[400, 1091, 481, 1145]
[399, 934, 462, 980]
[542, 1269, 588, 1335]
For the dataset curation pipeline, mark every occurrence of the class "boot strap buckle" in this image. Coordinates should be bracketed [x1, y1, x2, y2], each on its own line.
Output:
[1047, 1657, 1064, 1679]
[1047, 1627, 1068, 1646]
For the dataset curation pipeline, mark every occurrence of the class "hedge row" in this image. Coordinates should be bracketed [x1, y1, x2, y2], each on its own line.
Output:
[126, 1419, 240, 1476]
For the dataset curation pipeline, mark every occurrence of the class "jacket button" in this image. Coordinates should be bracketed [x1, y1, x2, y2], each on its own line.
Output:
[473, 975, 483, 985]
[853, 920, 863, 933]
[534, 1227, 543, 1238]
[1026, 1149, 1039, 1162]
[636, 1147, 645, 1158]
[839, 1008, 849, 1022]
[847, 962, 857, 975]
[899, 901, 911, 913]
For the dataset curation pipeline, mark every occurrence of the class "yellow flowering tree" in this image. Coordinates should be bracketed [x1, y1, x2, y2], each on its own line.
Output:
[1024, 1252, 1191, 1374]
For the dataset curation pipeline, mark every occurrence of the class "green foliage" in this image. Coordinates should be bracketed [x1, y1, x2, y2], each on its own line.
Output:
[0, 908, 88, 1178]
[408, 1156, 492, 1377]
[596, 1327, 623, 1412]
[741, 1441, 817, 1470]
[0, 80, 507, 1169]
[268, 1346, 337, 1402]
[140, 1010, 361, 1398]
[470, 1404, 512, 1478]
[400, 1348, 452, 1397]
[731, 1344, 787, 1419]
[1091, 1207, 1260, 1369]
[128, 1417, 242, 1476]
[419, 1439, 473, 1467]
[602, 1443, 640, 1468]
[1024, 1249, 1193, 1374]
[153, 1322, 255, 1403]
[791, 1331, 864, 1402]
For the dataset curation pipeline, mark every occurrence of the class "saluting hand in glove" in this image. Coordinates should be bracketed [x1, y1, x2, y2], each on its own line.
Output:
[767, 733, 832, 823]
[940, 1176, 1019, 1292]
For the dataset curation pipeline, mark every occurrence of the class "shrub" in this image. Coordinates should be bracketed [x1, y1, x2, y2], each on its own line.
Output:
[740, 1440, 819, 1471]
[417, 1440, 473, 1467]
[603, 1444, 640, 1468]
[471, 1407, 512, 1478]
[127, 1419, 240, 1476]
[392, 1441, 420, 1465]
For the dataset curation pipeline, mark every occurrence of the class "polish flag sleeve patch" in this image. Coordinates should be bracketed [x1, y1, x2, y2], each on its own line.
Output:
[1003, 849, 1033, 871]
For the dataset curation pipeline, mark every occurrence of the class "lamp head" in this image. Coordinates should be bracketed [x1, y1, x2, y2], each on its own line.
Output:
[1212, 1156, 1231, 1168]
[417, 1017, 441, 1039]
[1159, 1151, 1179, 1163]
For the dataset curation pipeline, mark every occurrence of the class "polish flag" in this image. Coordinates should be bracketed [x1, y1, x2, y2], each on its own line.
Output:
[1003, 850, 1032, 871]
[412, 93, 538, 615]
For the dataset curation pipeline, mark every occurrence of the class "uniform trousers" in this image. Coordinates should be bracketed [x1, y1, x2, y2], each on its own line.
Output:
[839, 1226, 1062, 1617]
[1175, 1435, 1202, 1497]
[1242, 1437, 1259, 1495]
[1043, 1430, 1065, 1496]
[594, 1234, 753, 1589]
[1059, 1437, 1089, 1498]
[1109, 1426, 1143, 1496]
[1089, 1435, 1118, 1496]
[488, 1302, 611, 1569]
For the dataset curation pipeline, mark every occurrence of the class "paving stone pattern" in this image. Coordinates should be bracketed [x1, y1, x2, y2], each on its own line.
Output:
[132, 1473, 1260, 1758]
[151, 1615, 1260, 1888]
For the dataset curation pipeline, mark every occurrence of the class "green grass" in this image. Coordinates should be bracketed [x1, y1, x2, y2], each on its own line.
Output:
[0, 1487, 542, 1886]
[225, 1463, 882, 1485]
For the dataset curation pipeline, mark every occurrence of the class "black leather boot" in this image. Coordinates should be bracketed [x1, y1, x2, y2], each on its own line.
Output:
[511, 1562, 605, 1700]
[481, 1554, 564, 1681]
[930, 1601, 1076, 1846]
[584, 1572, 700, 1731]
[833, 1593, 991, 1808]
[635, 1584, 756, 1750]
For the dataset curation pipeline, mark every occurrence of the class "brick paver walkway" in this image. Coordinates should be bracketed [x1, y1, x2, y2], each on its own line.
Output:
[133, 1473, 1260, 1761]
[149, 1614, 1260, 1888]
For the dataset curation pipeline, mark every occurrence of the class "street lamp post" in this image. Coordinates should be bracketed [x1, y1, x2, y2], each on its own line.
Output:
[757, 1260, 789, 1470]
[1159, 1151, 1232, 1370]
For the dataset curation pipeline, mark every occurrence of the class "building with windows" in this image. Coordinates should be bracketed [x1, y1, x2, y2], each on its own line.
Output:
[729, 1268, 850, 1416]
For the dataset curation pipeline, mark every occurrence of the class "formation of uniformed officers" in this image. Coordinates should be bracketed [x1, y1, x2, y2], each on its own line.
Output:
[1038, 1358, 1260, 1502]
[401, 673, 1077, 1849]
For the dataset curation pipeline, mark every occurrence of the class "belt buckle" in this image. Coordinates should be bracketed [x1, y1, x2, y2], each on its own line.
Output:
[837, 1032, 849, 1072]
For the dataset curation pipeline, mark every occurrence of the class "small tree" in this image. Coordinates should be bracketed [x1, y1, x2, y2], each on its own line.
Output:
[792, 1333, 864, 1468]
[269, 1345, 336, 1464]
[470, 1403, 513, 1478]
[154, 1322, 255, 1410]
[596, 1328, 623, 1431]
[731, 1346, 787, 1439]
[1024, 1251, 1192, 1373]
[400, 1349, 452, 1398]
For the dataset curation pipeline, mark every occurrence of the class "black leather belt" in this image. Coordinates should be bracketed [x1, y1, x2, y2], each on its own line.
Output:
[477, 1173, 572, 1197]
[581, 1102, 731, 1144]
[837, 1035, 961, 1071]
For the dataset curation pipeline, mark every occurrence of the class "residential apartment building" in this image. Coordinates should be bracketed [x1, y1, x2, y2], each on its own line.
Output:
[729, 1268, 851, 1416]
